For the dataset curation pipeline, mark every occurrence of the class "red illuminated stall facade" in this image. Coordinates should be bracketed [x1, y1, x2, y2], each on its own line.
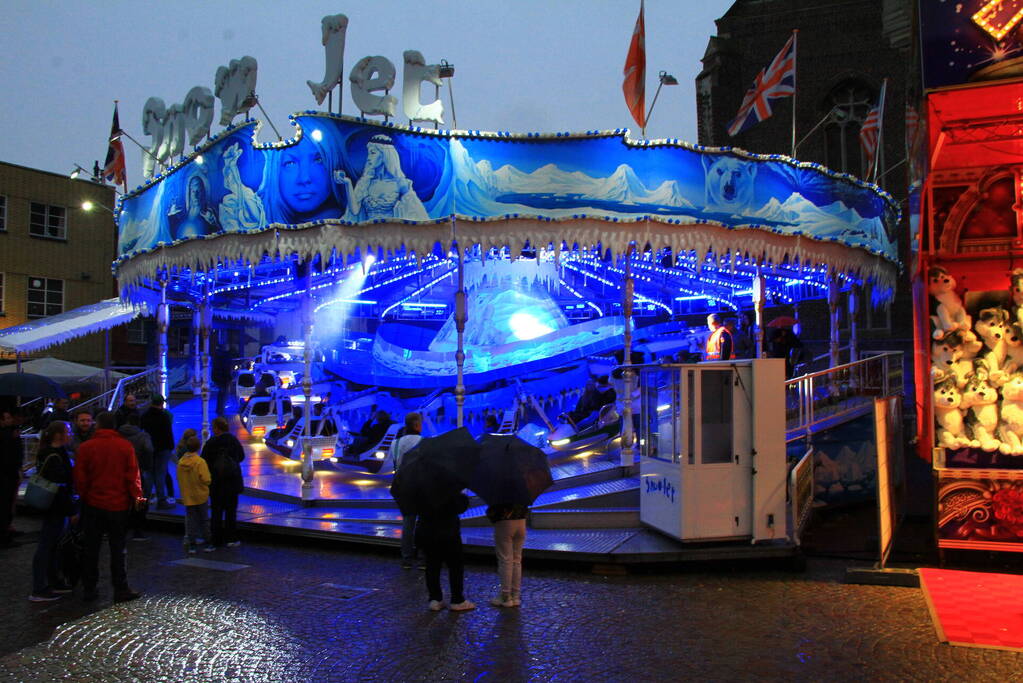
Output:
[917, 77, 1023, 552]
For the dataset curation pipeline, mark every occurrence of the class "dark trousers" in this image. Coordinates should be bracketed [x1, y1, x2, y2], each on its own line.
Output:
[81, 505, 130, 590]
[210, 491, 238, 546]
[32, 512, 66, 593]
[419, 530, 465, 604]
[0, 474, 17, 542]
[130, 471, 150, 537]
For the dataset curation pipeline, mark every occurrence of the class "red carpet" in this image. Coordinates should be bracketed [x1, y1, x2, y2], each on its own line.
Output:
[919, 568, 1023, 652]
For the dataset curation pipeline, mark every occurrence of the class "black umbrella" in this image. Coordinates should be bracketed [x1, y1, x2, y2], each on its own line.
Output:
[469, 434, 553, 507]
[0, 372, 67, 398]
[389, 427, 482, 515]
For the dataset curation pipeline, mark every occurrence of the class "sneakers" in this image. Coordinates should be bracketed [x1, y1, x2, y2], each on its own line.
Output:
[428, 600, 446, 612]
[489, 594, 516, 608]
[401, 562, 413, 570]
[449, 600, 476, 612]
[131, 534, 150, 542]
[28, 590, 61, 602]
[226, 541, 241, 548]
[203, 545, 216, 553]
[113, 587, 141, 603]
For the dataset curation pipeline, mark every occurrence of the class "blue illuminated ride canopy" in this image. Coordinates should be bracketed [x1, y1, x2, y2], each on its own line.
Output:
[114, 114, 899, 286]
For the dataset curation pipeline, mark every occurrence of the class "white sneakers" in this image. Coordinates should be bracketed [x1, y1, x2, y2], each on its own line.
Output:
[428, 600, 446, 611]
[448, 600, 476, 612]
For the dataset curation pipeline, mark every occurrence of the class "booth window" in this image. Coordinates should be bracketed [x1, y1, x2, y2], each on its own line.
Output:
[0, 195, 6, 232]
[823, 80, 874, 178]
[126, 318, 149, 345]
[29, 202, 67, 241]
[700, 369, 734, 464]
[26, 277, 63, 319]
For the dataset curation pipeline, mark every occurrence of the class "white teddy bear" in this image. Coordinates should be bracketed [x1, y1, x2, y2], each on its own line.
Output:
[1011, 268, 1023, 331]
[975, 307, 1012, 386]
[1004, 323, 1023, 375]
[934, 379, 969, 450]
[929, 266, 971, 340]
[999, 373, 1023, 456]
[961, 370, 1002, 452]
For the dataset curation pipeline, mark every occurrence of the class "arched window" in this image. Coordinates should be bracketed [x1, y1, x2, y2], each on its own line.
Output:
[823, 80, 874, 177]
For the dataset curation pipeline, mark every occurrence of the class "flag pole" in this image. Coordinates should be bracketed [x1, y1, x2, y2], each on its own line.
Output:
[872, 78, 888, 184]
[790, 29, 798, 158]
[114, 100, 128, 195]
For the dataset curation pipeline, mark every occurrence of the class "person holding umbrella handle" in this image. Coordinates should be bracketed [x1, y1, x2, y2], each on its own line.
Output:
[487, 503, 527, 608]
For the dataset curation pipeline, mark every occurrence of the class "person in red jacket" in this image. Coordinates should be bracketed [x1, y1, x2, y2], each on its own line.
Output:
[73, 411, 144, 603]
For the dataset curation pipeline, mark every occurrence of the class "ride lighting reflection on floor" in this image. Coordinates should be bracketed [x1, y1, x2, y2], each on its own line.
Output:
[573, 451, 594, 459]
[349, 479, 377, 486]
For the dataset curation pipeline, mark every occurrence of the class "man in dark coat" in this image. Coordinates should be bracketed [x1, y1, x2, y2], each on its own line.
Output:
[0, 409, 24, 548]
[201, 416, 245, 548]
[140, 394, 175, 509]
[114, 394, 139, 429]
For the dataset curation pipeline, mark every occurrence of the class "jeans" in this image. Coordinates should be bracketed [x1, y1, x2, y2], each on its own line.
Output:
[184, 502, 210, 547]
[493, 519, 526, 600]
[151, 450, 172, 502]
[81, 505, 130, 590]
[210, 491, 238, 546]
[400, 514, 418, 564]
[31, 512, 66, 593]
[418, 528, 465, 604]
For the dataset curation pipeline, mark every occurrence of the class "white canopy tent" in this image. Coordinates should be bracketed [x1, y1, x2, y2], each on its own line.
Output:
[0, 298, 145, 355]
[0, 357, 128, 384]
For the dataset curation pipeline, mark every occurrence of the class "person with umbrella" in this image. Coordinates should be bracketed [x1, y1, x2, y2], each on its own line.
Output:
[389, 412, 424, 570]
[390, 428, 480, 612]
[471, 435, 554, 610]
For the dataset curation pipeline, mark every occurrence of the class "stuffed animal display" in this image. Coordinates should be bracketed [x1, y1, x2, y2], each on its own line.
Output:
[930, 268, 1023, 454]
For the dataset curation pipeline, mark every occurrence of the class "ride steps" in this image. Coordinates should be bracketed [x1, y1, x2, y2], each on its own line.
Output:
[530, 507, 641, 529]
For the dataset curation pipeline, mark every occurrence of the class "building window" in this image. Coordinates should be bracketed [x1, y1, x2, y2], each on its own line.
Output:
[29, 202, 67, 240]
[0, 272, 5, 315]
[27, 277, 63, 319]
[0, 195, 6, 232]
[823, 80, 874, 178]
[126, 318, 149, 345]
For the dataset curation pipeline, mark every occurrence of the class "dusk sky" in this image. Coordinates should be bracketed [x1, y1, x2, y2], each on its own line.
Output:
[1, 1, 733, 187]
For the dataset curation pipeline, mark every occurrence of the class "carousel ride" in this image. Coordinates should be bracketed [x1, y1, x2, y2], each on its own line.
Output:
[112, 109, 899, 501]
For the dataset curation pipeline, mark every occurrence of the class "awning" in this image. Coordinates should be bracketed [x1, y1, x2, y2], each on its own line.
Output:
[0, 298, 145, 354]
[0, 357, 128, 383]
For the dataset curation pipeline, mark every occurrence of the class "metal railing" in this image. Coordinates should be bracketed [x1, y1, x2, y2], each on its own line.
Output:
[784, 351, 903, 442]
[70, 367, 160, 415]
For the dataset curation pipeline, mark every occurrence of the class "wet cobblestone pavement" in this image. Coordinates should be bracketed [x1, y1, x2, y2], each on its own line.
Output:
[2, 515, 1022, 682]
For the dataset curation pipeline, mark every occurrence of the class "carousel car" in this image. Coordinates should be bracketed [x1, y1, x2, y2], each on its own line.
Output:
[235, 369, 258, 401]
[240, 391, 293, 439]
[264, 401, 342, 463]
[548, 403, 622, 451]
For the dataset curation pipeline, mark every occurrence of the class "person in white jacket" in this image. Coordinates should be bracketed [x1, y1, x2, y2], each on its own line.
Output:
[390, 412, 423, 569]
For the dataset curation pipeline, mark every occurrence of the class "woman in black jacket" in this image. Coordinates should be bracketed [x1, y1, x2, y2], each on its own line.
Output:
[30, 421, 76, 602]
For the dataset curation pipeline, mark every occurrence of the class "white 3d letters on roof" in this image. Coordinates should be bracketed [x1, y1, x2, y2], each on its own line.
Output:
[142, 97, 167, 179]
[183, 86, 214, 146]
[307, 14, 349, 105]
[350, 56, 398, 118]
[402, 50, 444, 125]
[215, 56, 258, 127]
[163, 103, 186, 161]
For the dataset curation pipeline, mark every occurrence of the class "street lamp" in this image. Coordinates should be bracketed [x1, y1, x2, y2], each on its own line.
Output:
[642, 71, 679, 138]
[438, 60, 457, 129]
[69, 162, 103, 182]
[80, 200, 114, 214]
[793, 106, 848, 157]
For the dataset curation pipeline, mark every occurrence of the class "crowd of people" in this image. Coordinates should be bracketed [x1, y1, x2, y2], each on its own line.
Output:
[1, 390, 245, 603]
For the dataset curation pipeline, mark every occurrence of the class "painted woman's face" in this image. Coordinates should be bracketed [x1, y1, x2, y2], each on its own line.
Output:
[187, 178, 204, 212]
[280, 142, 330, 214]
[366, 144, 382, 169]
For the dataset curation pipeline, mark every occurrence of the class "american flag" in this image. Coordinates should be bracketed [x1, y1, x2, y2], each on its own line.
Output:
[102, 103, 126, 190]
[860, 80, 887, 181]
[727, 34, 796, 137]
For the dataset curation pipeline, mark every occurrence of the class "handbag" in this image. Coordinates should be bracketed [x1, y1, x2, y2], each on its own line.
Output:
[24, 454, 62, 511]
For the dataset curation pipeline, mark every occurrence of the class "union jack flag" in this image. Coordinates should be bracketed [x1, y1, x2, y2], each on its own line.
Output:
[102, 103, 126, 190]
[727, 34, 796, 137]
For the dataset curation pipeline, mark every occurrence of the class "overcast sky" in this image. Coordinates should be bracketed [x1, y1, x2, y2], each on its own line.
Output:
[1, 1, 733, 187]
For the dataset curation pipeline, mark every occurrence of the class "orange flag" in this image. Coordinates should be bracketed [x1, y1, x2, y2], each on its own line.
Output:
[623, 0, 646, 130]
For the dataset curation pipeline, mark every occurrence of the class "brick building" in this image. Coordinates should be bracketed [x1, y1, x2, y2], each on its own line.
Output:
[696, 0, 916, 361]
[0, 161, 146, 365]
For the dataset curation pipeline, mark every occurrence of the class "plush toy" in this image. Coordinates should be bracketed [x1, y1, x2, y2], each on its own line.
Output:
[934, 378, 970, 450]
[961, 370, 1002, 452]
[999, 373, 1023, 456]
[975, 307, 1012, 385]
[931, 334, 961, 384]
[1004, 323, 1023, 374]
[929, 266, 971, 339]
[1011, 268, 1023, 330]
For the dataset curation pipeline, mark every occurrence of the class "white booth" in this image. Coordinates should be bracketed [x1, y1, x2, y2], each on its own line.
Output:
[637, 359, 789, 544]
